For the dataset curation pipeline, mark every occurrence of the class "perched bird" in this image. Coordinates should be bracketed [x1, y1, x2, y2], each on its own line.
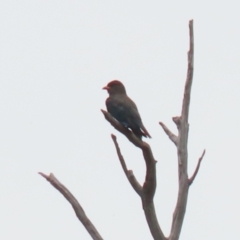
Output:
[103, 80, 151, 139]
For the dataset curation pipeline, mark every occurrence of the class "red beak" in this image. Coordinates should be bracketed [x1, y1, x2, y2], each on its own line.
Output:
[102, 86, 109, 90]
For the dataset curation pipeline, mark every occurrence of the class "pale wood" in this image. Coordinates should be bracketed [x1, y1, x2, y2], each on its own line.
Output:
[39, 172, 104, 240]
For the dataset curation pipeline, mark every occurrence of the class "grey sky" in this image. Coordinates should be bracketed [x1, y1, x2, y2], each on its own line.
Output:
[0, 1, 239, 239]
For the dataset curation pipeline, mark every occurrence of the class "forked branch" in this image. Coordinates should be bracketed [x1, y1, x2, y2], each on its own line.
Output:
[111, 134, 142, 196]
[159, 122, 178, 146]
[103, 111, 166, 240]
[168, 19, 194, 240]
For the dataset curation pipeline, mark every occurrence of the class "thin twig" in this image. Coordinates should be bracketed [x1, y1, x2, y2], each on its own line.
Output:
[39, 172, 103, 240]
[159, 122, 178, 146]
[111, 134, 143, 196]
[189, 149, 206, 185]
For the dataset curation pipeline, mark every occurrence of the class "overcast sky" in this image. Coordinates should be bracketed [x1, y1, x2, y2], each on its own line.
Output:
[0, 1, 239, 240]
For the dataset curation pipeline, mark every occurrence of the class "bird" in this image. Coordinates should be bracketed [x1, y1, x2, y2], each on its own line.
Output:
[102, 80, 151, 139]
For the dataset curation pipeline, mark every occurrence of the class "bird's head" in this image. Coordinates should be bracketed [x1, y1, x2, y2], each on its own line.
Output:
[102, 80, 126, 95]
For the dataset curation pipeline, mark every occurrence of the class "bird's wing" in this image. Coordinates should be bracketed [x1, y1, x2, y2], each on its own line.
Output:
[106, 95, 141, 128]
[124, 96, 151, 138]
[106, 96, 136, 128]
[106, 95, 151, 138]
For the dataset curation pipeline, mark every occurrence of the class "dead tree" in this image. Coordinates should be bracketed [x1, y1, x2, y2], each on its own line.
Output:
[39, 20, 205, 240]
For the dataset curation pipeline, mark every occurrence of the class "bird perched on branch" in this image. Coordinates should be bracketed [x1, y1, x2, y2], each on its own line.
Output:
[103, 80, 151, 139]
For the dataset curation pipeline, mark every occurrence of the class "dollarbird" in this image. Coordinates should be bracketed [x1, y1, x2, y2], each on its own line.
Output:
[103, 80, 151, 139]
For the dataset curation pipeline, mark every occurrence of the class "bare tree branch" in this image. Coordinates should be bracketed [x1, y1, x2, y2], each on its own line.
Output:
[189, 149, 206, 185]
[159, 122, 178, 146]
[169, 19, 194, 240]
[101, 109, 144, 148]
[143, 201, 166, 240]
[111, 134, 142, 196]
[181, 22, 194, 122]
[141, 144, 157, 199]
[102, 110, 166, 240]
[128, 143, 166, 240]
[141, 141, 166, 240]
[39, 172, 104, 240]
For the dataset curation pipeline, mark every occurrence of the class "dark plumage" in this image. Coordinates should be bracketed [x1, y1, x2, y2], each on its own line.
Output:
[103, 80, 151, 139]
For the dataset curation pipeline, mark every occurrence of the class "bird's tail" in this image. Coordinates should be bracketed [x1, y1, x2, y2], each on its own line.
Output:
[141, 124, 151, 138]
[132, 126, 151, 139]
